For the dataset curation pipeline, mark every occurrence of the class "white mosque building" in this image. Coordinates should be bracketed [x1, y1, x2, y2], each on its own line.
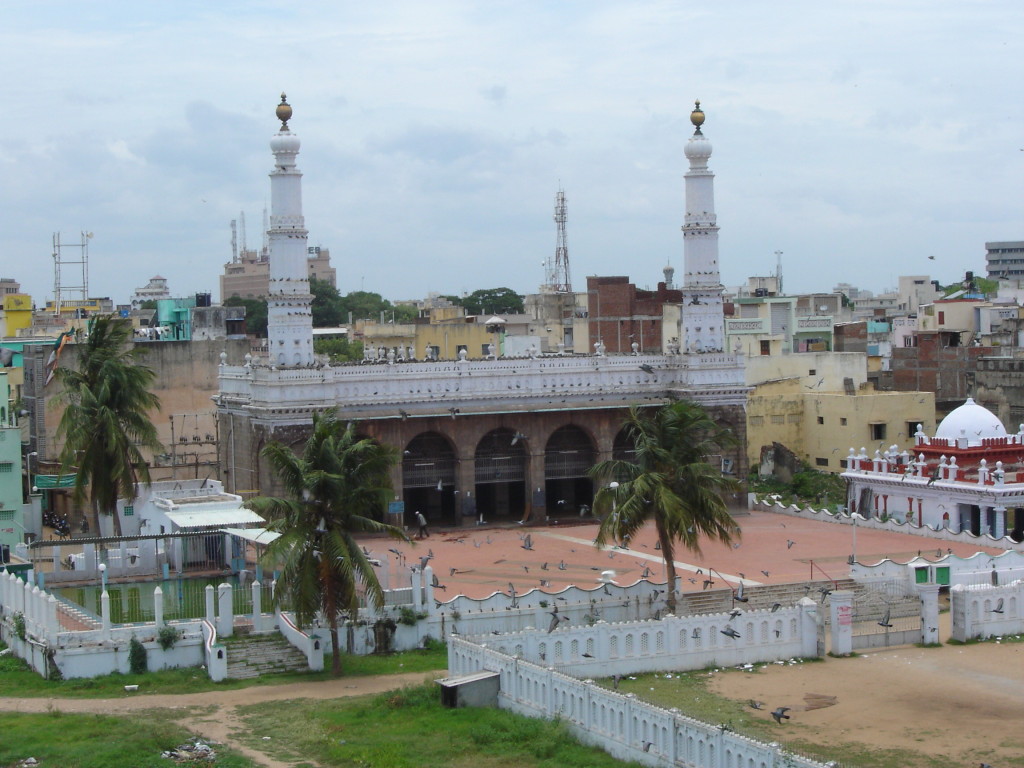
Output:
[215, 96, 748, 526]
[843, 397, 1024, 540]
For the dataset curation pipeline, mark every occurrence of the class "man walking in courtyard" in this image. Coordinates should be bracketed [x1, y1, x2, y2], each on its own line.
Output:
[415, 510, 429, 539]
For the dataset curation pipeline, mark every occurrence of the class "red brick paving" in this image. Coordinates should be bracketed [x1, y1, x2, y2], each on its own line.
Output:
[366, 510, 1008, 600]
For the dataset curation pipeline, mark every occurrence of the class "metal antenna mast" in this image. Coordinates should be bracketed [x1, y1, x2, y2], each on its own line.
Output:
[52, 231, 91, 316]
[230, 219, 238, 262]
[547, 187, 572, 293]
[239, 211, 248, 255]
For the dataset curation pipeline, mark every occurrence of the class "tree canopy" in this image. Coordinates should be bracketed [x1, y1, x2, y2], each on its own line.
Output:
[223, 296, 268, 337]
[246, 410, 407, 675]
[442, 287, 524, 316]
[55, 316, 163, 537]
[590, 400, 740, 612]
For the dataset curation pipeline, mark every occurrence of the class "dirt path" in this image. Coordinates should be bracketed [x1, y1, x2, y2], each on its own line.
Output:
[709, 640, 1024, 766]
[1, 671, 442, 768]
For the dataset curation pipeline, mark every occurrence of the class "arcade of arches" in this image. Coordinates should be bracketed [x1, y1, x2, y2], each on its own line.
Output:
[357, 406, 747, 530]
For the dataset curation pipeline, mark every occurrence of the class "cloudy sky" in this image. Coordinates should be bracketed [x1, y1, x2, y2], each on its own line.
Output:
[3, 1, 1021, 308]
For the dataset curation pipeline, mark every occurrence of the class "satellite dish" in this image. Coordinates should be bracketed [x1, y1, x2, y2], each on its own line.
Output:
[818, 305, 828, 312]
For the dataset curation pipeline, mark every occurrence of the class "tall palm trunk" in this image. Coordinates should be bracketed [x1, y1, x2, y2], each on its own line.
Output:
[656, 522, 678, 613]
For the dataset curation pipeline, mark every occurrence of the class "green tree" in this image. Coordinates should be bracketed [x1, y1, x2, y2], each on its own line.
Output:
[310, 277, 345, 327]
[313, 337, 364, 363]
[444, 287, 524, 315]
[338, 291, 392, 322]
[55, 316, 162, 537]
[246, 409, 407, 676]
[590, 400, 740, 613]
[223, 296, 268, 337]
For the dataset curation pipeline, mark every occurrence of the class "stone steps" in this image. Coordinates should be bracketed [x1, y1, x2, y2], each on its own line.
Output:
[224, 632, 310, 679]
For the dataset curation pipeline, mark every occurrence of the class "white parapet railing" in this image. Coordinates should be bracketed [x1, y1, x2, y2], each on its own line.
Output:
[950, 580, 1024, 642]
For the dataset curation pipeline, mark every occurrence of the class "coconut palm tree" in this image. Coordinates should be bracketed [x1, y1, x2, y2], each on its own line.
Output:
[55, 316, 162, 537]
[247, 409, 407, 676]
[590, 400, 740, 613]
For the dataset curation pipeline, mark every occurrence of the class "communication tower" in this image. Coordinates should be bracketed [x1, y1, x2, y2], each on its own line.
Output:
[545, 187, 572, 293]
[52, 231, 91, 316]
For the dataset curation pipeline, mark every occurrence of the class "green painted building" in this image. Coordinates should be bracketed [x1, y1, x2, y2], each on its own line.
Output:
[0, 370, 24, 555]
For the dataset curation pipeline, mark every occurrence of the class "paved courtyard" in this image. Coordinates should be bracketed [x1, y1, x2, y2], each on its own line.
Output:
[371, 509, 1008, 601]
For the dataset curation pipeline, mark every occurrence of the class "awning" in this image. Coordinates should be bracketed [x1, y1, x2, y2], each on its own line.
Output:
[220, 527, 281, 545]
[33, 474, 76, 489]
[165, 508, 265, 529]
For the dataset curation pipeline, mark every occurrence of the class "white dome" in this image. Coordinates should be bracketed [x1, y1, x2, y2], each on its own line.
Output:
[270, 131, 301, 155]
[934, 398, 1006, 445]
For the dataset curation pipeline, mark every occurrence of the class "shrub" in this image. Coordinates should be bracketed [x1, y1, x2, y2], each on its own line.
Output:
[128, 636, 148, 674]
[13, 612, 26, 641]
[157, 626, 179, 651]
[397, 606, 427, 626]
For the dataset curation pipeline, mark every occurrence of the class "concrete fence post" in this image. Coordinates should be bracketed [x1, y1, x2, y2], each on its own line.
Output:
[252, 580, 263, 632]
[828, 590, 854, 656]
[154, 586, 164, 629]
[916, 583, 940, 645]
[204, 584, 216, 628]
[217, 583, 233, 638]
[100, 590, 111, 642]
[46, 595, 58, 644]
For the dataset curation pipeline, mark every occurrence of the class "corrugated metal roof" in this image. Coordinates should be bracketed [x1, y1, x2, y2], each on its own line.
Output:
[165, 508, 265, 529]
[220, 527, 281, 545]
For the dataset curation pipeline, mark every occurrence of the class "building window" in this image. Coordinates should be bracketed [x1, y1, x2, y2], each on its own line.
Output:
[817, 416, 824, 425]
[839, 459, 848, 469]
[760, 340, 771, 356]
[123, 505, 134, 517]
[771, 415, 785, 425]
[0, 509, 13, 521]
[787, 414, 801, 424]
[808, 369, 816, 376]
[840, 418, 848, 426]
[750, 416, 764, 426]
[815, 458, 829, 467]
[870, 423, 887, 441]
[906, 421, 920, 437]
[0, 462, 12, 473]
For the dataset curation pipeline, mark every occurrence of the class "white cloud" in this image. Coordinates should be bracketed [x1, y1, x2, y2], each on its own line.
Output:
[0, 0, 1021, 305]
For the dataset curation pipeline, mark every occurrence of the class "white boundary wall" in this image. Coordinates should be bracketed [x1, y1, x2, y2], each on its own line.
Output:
[448, 626, 833, 768]
[950, 580, 1024, 642]
[750, 496, 1024, 552]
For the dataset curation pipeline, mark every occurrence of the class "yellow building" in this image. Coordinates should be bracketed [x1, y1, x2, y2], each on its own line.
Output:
[747, 377, 935, 473]
[0, 294, 33, 337]
[358, 307, 499, 360]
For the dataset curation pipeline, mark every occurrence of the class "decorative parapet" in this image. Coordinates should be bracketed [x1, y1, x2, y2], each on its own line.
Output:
[217, 352, 749, 415]
[796, 316, 832, 330]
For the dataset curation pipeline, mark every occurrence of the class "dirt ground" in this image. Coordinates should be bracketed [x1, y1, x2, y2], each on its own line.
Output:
[709, 633, 1024, 766]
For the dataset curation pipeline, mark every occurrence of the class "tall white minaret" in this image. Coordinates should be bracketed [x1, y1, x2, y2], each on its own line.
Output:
[266, 93, 314, 367]
[679, 101, 726, 354]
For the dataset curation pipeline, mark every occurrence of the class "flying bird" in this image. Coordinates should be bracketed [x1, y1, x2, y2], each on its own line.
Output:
[729, 609, 742, 619]
[771, 603, 782, 613]
[761, 570, 771, 578]
[521, 534, 533, 551]
[787, 539, 795, 549]
[642, 741, 653, 752]
[733, 581, 749, 603]
[878, 608, 893, 628]
[771, 707, 791, 724]
[547, 607, 567, 633]
[748, 700, 764, 710]
[992, 598, 1005, 614]
[721, 626, 742, 639]
[639, 364, 655, 374]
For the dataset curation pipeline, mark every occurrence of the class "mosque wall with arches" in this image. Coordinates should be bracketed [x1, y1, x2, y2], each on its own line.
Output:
[216, 400, 747, 528]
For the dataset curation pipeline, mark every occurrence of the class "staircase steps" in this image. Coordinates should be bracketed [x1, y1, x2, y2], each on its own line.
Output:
[224, 631, 310, 679]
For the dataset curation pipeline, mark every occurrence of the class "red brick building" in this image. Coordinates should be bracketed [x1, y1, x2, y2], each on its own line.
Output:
[586, 276, 682, 354]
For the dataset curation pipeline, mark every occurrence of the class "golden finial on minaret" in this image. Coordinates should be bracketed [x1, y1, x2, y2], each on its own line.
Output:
[690, 100, 705, 135]
[276, 93, 293, 130]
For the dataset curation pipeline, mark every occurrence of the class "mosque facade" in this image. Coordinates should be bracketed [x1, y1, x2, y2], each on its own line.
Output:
[843, 397, 1024, 540]
[215, 97, 748, 528]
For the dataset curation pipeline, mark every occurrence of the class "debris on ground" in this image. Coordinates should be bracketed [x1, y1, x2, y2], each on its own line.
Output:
[161, 738, 217, 762]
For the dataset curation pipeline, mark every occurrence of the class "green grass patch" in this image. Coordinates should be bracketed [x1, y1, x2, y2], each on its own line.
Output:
[237, 682, 646, 768]
[0, 711, 255, 768]
[0, 640, 447, 699]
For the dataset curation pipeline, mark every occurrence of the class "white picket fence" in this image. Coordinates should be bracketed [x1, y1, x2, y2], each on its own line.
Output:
[950, 580, 1024, 642]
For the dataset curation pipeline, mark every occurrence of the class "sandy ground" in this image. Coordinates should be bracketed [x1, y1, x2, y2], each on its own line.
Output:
[709, 632, 1024, 766]
[1, 671, 439, 768]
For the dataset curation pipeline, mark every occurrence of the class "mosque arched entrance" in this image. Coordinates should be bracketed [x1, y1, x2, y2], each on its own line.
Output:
[475, 428, 527, 521]
[544, 425, 596, 518]
[402, 432, 458, 527]
[612, 426, 638, 463]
